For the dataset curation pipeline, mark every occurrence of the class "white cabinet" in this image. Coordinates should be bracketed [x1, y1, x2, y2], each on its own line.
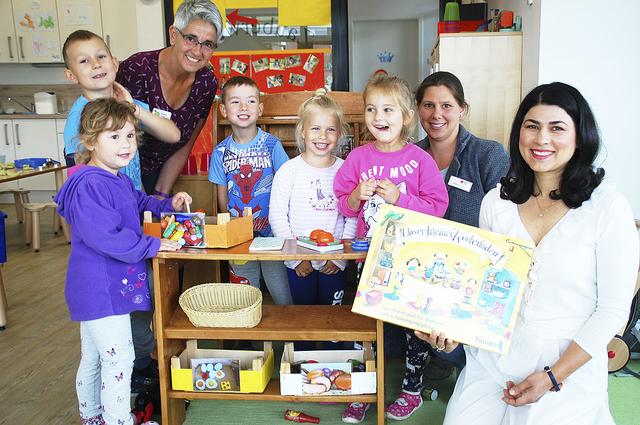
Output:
[57, 0, 103, 49]
[0, 119, 60, 191]
[0, 2, 19, 63]
[11, 0, 63, 63]
[430, 32, 522, 147]
[101, 0, 138, 62]
[0, 120, 18, 190]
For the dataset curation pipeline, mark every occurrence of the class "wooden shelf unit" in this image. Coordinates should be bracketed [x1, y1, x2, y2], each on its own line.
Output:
[152, 240, 388, 425]
[214, 91, 366, 158]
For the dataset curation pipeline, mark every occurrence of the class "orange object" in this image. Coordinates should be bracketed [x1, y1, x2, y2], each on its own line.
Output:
[500, 10, 514, 29]
[316, 232, 334, 243]
[310, 229, 325, 241]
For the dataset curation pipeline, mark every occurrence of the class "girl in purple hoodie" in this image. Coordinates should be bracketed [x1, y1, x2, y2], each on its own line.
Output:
[55, 98, 191, 425]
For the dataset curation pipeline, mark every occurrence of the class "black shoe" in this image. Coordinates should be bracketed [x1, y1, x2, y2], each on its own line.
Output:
[131, 359, 160, 393]
[424, 356, 454, 380]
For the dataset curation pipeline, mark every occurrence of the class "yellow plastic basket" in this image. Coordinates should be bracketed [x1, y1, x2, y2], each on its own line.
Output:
[179, 283, 263, 328]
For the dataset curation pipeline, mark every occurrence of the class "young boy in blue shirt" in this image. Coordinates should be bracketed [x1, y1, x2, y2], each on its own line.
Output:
[62, 29, 180, 190]
[208, 76, 292, 305]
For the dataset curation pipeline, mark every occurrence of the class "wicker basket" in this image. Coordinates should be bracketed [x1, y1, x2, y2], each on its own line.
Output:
[179, 283, 263, 328]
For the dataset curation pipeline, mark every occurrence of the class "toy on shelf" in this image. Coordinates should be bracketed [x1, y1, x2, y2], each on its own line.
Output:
[284, 410, 320, 424]
[143, 207, 254, 248]
[160, 212, 206, 247]
[296, 229, 344, 252]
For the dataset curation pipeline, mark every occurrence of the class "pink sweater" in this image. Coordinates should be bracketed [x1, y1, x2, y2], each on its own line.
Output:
[334, 142, 449, 237]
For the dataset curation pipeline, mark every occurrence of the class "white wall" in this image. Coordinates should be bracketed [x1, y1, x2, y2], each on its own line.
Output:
[538, 0, 640, 215]
[348, 0, 439, 91]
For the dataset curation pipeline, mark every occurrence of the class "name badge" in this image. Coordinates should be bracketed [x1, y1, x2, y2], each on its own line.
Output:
[152, 108, 172, 120]
[448, 176, 473, 192]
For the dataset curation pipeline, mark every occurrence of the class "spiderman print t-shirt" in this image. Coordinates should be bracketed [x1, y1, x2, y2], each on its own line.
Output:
[209, 128, 289, 236]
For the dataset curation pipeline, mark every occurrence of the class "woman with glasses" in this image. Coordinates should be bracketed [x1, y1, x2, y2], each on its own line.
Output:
[117, 0, 222, 197]
[115, 0, 222, 393]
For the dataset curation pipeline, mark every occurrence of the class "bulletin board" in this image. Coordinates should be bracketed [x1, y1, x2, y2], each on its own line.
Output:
[210, 48, 329, 94]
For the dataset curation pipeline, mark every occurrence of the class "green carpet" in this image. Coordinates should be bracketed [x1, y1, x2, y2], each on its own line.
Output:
[181, 348, 640, 425]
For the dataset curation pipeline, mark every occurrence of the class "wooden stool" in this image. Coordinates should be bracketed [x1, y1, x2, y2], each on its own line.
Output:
[23, 202, 70, 252]
[0, 189, 31, 223]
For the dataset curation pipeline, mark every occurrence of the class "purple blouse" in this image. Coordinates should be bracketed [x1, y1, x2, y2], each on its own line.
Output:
[116, 49, 217, 175]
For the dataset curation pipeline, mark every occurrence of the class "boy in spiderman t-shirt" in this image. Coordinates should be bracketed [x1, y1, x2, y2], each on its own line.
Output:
[208, 76, 292, 305]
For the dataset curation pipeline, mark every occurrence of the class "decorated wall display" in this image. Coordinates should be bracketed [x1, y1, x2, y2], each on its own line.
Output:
[210, 49, 327, 95]
[352, 205, 534, 355]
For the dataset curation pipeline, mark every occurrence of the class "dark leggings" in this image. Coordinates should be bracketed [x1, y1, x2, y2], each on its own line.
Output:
[403, 330, 467, 392]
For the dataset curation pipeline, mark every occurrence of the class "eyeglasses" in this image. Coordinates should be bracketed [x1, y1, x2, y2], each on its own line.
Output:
[176, 28, 216, 53]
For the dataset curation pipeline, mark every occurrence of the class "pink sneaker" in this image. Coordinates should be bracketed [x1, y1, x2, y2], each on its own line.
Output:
[386, 391, 423, 420]
[342, 402, 370, 423]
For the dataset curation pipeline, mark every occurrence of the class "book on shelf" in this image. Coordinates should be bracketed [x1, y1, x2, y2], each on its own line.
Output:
[249, 237, 285, 251]
[296, 236, 344, 252]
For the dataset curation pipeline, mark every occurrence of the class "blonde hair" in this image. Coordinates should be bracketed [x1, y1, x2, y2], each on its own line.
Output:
[295, 89, 351, 153]
[75, 98, 140, 164]
[363, 74, 416, 142]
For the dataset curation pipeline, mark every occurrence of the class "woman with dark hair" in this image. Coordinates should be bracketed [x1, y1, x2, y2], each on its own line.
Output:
[381, 71, 510, 422]
[420, 82, 638, 424]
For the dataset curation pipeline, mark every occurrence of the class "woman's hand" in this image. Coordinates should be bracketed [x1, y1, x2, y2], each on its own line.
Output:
[158, 238, 181, 251]
[320, 260, 340, 275]
[414, 329, 459, 353]
[375, 179, 400, 205]
[295, 260, 314, 277]
[347, 179, 378, 210]
[502, 371, 559, 406]
[171, 192, 192, 212]
[112, 81, 134, 104]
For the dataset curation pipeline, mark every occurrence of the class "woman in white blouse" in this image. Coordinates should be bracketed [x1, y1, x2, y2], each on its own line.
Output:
[419, 82, 638, 424]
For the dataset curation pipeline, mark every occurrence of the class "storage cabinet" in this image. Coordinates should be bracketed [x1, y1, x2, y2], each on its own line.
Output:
[1, 0, 156, 64]
[0, 2, 18, 63]
[0, 118, 61, 191]
[57, 0, 103, 49]
[430, 32, 522, 147]
[152, 241, 388, 425]
[11, 0, 62, 63]
[100, 0, 138, 62]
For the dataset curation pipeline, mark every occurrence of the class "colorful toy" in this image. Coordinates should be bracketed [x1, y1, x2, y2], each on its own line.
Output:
[160, 212, 206, 247]
[284, 410, 320, 424]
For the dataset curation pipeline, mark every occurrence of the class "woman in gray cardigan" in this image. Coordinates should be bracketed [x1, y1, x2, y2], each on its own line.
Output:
[385, 72, 510, 421]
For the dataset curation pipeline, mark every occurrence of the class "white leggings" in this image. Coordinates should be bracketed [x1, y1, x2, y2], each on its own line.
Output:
[77, 314, 134, 425]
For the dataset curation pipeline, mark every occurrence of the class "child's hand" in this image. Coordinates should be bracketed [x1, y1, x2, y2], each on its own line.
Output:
[112, 81, 134, 105]
[375, 179, 400, 205]
[295, 260, 313, 277]
[348, 178, 377, 210]
[320, 260, 340, 275]
[158, 238, 181, 251]
[172, 192, 192, 212]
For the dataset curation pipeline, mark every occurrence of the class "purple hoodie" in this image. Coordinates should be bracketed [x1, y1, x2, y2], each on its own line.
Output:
[55, 166, 173, 321]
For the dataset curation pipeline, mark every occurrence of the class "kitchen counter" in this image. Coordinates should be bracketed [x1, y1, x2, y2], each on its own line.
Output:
[0, 113, 68, 119]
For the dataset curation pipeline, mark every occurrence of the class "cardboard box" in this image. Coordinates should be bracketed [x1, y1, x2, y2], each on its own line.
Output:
[279, 342, 377, 396]
[171, 340, 274, 393]
[143, 209, 253, 248]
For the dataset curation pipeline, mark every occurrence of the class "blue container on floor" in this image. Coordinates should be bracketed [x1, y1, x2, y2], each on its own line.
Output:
[0, 211, 6, 263]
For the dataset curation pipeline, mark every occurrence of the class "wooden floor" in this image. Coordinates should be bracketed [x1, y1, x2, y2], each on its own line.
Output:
[0, 204, 79, 425]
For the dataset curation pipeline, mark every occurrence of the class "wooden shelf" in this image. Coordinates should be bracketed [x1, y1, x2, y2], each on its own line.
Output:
[165, 304, 377, 341]
[156, 239, 368, 261]
[168, 379, 377, 403]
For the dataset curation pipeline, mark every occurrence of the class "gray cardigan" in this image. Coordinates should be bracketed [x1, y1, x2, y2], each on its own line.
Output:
[416, 125, 510, 227]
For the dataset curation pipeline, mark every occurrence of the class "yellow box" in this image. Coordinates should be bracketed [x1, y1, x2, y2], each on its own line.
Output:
[171, 340, 273, 393]
[143, 210, 253, 248]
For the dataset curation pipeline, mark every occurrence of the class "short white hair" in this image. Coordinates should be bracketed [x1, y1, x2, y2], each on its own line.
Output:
[174, 0, 223, 43]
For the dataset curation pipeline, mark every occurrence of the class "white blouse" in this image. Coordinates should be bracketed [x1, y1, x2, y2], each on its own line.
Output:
[479, 183, 638, 358]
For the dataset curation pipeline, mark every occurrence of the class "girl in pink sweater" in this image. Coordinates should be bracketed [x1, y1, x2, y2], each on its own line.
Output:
[336, 75, 448, 424]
